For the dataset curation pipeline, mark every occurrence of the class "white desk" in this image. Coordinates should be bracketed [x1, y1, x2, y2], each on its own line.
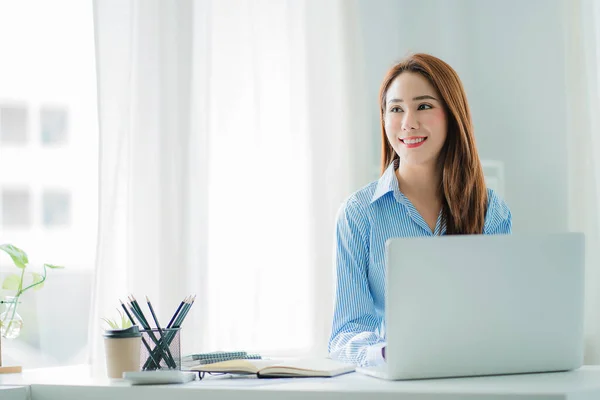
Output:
[2, 365, 600, 400]
[0, 386, 29, 400]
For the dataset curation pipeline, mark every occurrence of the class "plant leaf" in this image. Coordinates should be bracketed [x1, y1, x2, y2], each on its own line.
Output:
[31, 272, 45, 291]
[0, 244, 28, 269]
[44, 264, 64, 269]
[2, 274, 21, 291]
[120, 310, 133, 329]
[101, 318, 119, 330]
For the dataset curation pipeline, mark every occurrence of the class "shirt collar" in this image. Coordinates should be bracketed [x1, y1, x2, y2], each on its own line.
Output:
[371, 158, 402, 204]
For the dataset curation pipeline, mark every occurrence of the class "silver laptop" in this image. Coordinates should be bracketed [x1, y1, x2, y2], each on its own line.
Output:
[358, 233, 585, 380]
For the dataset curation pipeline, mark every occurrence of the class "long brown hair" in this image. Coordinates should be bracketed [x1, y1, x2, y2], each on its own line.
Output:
[379, 53, 487, 234]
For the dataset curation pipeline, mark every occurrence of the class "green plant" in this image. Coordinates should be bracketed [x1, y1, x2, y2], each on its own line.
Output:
[0, 243, 64, 335]
[102, 309, 133, 330]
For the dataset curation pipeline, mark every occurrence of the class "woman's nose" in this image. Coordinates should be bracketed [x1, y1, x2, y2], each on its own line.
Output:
[401, 112, 419, 131]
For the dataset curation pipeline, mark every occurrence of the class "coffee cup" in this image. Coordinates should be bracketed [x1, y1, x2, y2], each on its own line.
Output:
[103, 325, 142, 378]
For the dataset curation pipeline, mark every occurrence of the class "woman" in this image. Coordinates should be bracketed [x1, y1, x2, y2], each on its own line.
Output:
[328, 53, 512, 367]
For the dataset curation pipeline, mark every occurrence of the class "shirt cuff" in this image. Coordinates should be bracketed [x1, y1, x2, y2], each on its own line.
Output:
[366, 342, 387, 366]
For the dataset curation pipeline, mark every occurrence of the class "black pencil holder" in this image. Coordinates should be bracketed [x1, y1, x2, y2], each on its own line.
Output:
[139, 328, 182, 371]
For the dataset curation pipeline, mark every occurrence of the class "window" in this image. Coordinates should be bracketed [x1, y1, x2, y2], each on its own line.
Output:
[0, 105, 28, 145]
[40, 106, 68, 146]
[1, 188, 32, 227]
[0, 0, 97, 367]
[42, 189, 71, 227]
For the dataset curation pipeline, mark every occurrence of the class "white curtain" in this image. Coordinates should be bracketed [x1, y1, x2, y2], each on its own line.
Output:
[90, 0, 369, 368]
[566, 0, 600, 364]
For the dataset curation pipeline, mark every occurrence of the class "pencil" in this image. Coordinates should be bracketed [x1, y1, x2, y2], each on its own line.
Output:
[119, 299, 136, 325]
[119, 299, 160, 368]
[142, 294, 196, 369]
[128, 298, 167, 369]
[140, 295, 189, 370]
[174, 295, 195, 328]
[146, 296, 176, 368]
[166, 296, 188, 329]
[129, 295, 151, 328]
[161, 296, 195, 352]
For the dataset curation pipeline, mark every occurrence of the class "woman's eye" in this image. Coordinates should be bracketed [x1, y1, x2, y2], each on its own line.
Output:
[418, 104, 432, 110]
[390, 106, 403, 113]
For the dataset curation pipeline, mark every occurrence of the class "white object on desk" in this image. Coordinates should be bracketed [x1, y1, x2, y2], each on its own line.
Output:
[4, 365, 600, 399]
[0, 386, 28, 400]
[122, 370, 196, 385]
[190, 357, 355, 378]
[368, 233, 585, 380]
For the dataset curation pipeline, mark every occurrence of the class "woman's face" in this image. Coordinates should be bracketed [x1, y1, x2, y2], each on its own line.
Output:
[384, 72, 448, 167]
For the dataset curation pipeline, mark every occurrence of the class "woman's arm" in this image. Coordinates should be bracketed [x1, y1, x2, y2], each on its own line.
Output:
[328, 197, 386, 367]
[484, 189, 513, 235]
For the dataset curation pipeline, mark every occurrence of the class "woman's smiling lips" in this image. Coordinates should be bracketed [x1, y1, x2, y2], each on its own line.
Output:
[400, 136, 427, 148]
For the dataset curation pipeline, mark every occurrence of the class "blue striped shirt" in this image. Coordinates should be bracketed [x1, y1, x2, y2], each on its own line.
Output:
[328, 161, 512, 367]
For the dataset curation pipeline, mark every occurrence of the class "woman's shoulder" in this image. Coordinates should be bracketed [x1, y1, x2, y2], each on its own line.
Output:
[337, 180, 379, 218]
[486, 188, 510, 215]
[484, 188, 512, 233]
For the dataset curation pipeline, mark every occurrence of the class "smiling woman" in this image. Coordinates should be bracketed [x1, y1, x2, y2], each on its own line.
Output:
[328, 53, 512, 367]
[379, 53, 489, 235]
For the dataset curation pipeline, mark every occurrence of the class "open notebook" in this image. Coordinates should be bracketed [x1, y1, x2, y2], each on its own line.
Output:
[189, 358, 355, 378]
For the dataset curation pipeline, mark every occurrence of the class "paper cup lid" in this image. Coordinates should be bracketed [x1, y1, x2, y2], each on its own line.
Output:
[103, 325, 141, 338]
